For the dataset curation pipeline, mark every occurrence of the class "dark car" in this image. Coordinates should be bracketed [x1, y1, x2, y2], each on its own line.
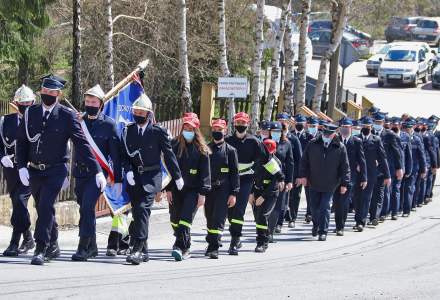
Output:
[308, 30, 370, 58]
[385, 16, 421, 42]
[432, 59, 440, 89]
[308, 20, 373, 46]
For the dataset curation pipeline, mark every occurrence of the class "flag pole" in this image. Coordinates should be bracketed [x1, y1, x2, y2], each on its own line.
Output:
[9, 102, 18, 113]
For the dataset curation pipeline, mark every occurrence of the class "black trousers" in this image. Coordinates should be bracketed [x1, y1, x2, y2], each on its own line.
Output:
[268, 191, 288, 235]
[288, 185, 302, 222]
[205, 183, 230, 251]
[169, 188, 199, 251]
[333, 185, 352, 231]
[253, 192, 278, 245]
[74, 176, 101, 238]
[126, 183, 154, 242]
[370, 176, 385, 222]
[228, 176, 253, 238]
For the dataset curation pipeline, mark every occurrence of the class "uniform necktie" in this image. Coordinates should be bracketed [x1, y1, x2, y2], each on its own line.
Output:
[138, 127, 143, 137]
[43, 110, 50, 121]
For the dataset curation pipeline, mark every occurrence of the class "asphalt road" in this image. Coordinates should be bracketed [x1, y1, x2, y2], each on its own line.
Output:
[307, 59, 440, 118]
[0, 186, 439, 300]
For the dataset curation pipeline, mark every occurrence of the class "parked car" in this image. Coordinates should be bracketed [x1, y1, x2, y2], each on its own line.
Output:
[308, 30, 370, 58]
[412, 17, 440, 47]
[384, 17, 421, 42]
[432, 58, 440, 89]
[378, 45, 430, 87]
[367, 41, 437, 76]
[308, 19, 373, 46]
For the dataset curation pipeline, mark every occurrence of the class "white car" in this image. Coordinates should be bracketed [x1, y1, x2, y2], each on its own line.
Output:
[378, 45, 430, 87]
[367, 42, 437, 77]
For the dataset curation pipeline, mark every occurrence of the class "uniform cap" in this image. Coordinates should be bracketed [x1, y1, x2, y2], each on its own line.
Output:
[211, 119, 227, 129]
[14, 84, 36, 103]
[270, 121, 282, 130]
[259, 120, 271, 130]
[295, 114, 307, 123]
[276, 112, 290, 120]
[338, 117, 353, 126]
[307, 116, 319, 125]
[41, 74, 67, 90]
[359, 116, 373, 125]
[234, 112, 250, 123]
[183, 115, 200, 129]
[84, 84, 105, 100]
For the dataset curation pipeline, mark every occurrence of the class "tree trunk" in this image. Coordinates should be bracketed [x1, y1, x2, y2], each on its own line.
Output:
[295, 0, 311, 110]
[250, 0, 265, 132]
[311, 0, 350, 113]
[17, 54, 30, 85]
[178, 0, 192, 113]
[72, 0, 82, 108]
[283, 13, 295, 114]
[105, 0, 115, 90]
[218, 0, 234, 130]
[264, 0, 291, 121]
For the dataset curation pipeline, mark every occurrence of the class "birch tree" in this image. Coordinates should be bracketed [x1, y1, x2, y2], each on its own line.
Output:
[105, 0, 114, 90]
[264, 0, 291, 120]
[282, 13, 295, 114]
[218, 0, 234, 129]
[295, 0, 311, 110]
[178, 0, 192, 112]
[311, 0, 350, 112]
[72, 0, 82, 107]
[250, 0, 265, 132]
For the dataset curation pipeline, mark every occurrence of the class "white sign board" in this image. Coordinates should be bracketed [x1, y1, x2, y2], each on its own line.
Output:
[217, 77, 248, 98]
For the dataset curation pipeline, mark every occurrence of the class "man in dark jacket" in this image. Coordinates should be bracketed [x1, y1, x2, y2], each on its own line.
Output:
[297, 124, 350, 241]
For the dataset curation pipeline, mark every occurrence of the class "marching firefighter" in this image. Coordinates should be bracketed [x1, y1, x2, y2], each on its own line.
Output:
[225, 112, 265, 255]
[16, 74, 105, 265]
[1, 85, 35, 257]
[71, 84, 123, 261]
[167, 113, 211, 261]
[204, 119, 239, 259]
[121, 94, 183, 265]
[250, 139, 284, 252]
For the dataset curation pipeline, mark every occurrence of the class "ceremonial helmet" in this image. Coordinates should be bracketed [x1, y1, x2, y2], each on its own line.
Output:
[14, 84, 36, 103]
[132, 93, 153, 112]
[84, 84, 105, 101]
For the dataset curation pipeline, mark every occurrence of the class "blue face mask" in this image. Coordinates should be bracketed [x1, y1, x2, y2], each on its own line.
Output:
[322, 136, 333, 145]
[373, 124, 383, 132]
[352, 129, 361, 136]
[271, 131, 281, 143]
[182, 130, 195, 142]
[308, 127, 318, 135]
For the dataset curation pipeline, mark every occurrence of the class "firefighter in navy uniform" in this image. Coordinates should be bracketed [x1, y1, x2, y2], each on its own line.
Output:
[71, 84, 123, 261]
[423, 120, 438, 204]
[16, 75, 105, 266]
[204, 119, 239, 259]
[225, 112, 265, 255]
[250, 139, 284, 253]
[1, 85, 35, 257]
[122, 94, 182, 265]
[167, 113, 211, 261]
[267, 121, 293, 240]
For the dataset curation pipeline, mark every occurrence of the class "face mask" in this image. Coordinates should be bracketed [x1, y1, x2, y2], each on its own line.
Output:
[182, 130, 195, 142]
[133, 115, 147, 125]
[322, 136, 332, 145]
[41, 94, 57, 106]
[414, 127, 421, 133]
[17, 105, 28, 115]
[373, 124, 383, 132]
[85, 105, 100, 116]
[271, 131, 281, 143]
[391, 127, 399, 134]
[308, 127, 318, 135]
[361, 127, 371, 136]
[212, 131, 224, 141]
[352, 129, 361, 136]
[295, 124, 304, 131]
[340, 127, 350, 137]
[235, 125, 247, 134]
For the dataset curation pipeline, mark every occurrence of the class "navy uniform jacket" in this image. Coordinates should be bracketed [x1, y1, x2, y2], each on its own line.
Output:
[275, 139, 294, 184]
[299, 136, 350, 193]
[422, 132, 438, 169]
[16, 103, 100, 177]
[73, 113, 122, 182]
[293, 130, 315, 152]
[286, 132, 302, 179]
[122, 122, 182, 194]
[357, 134, 390, 180]
[169, 138, 211, 195]
[208, 141, 240, 196]
[409, 134, 426, 174]
[225, 134, 265, 179]
[339, 134, 367, 184]
[0, 113, 22, 190]
[399, 131, 413, 176]
[374, 128, 403, 173]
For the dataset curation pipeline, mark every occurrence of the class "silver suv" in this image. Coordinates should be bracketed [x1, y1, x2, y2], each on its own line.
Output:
[412, 18, 440, 47]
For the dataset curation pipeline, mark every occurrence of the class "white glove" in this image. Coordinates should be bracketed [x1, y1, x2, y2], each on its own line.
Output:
[1, 156, 14, 168]
[126, 171, 135, 186]
[175, 177, 184, 191]
[62, 177, 69, 190]
[95, 172, 107, 192]
[19, 168, 29, 186]
[114, 182, 123, 198]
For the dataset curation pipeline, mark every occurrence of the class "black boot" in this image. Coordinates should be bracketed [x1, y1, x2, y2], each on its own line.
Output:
[72, 237, 91, 261]
[3, 231, 21, 257]
[142, 241, 149, 262]
[87, 234, 98, 258]
[45, 241, 61, 260]
[18, 229, 35, 254]
[228, 236, 240, 256]
[31, 244, 47, 266]
[126, 240, 143, 265]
